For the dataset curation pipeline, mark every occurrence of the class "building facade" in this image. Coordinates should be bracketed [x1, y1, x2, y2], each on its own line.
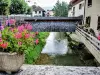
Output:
[84, 0, 100, 32]
[45, 10, 54, 17]
[32, 5, 45, 17]
[68, 0, 85, 17]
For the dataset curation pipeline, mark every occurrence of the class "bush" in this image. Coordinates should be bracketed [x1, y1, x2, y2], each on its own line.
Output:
[25, 32, 49, 64]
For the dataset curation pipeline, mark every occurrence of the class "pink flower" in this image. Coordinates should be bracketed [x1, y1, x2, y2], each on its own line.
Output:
[18, 42, 22, 46]
[24, 33, 30, 39]
[15, 32, 22, 39]
[1, 42, 8, 49]
[35, 39, 39, 45]
[18, 25, 25, 32]
[6, 19, 16, 25]
[0, 26, 4, 30]
[32, 34, 35, 38]
[0, 38, 2, 42]
[25, 24, 32, 30]
[97, 35, 100, 40]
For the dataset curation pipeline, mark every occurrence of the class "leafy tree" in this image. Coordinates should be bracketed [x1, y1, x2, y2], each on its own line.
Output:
[10, 0, 29, 14]
[53, 0, 68, 17]
[26, 7, 32, 15]
[0, 0, 11, 15]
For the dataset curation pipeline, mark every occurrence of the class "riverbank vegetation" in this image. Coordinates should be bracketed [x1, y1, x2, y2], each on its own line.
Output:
[25, 32, 49, 64]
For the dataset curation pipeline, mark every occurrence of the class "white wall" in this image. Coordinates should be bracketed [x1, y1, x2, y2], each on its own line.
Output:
[68, 0, 85, 17]
[85, 0, 100, 31]
[68, 9, 73, 17]
[32, 11, 43, 17]
[73, 1, 84, 17]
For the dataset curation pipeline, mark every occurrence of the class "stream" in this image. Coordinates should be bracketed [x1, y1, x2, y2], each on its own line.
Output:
[36, 32, 98, 66]
[42, 32, 68, 55]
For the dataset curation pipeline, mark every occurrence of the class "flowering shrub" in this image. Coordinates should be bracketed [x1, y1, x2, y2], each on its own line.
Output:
[0, 19, 49, 64]
[0, 20, 39, 54]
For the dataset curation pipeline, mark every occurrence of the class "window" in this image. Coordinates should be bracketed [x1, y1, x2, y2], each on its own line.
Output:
[79, 4, 82, 9]
[88, 0, 92, 7]
[86, 16, 91, 27]
[35, 11, 37, 14]
[73, 7, 75, 16]
[39, 11, 41, 14]
[97, 17, 100, 30]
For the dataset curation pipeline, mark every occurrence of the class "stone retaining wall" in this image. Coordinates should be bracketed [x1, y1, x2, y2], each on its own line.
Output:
[14, 65, 100, 75]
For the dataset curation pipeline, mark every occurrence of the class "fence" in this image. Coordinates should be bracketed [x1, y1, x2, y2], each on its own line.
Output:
[0, 15, 31, 26]
[77, 27, 100, 51]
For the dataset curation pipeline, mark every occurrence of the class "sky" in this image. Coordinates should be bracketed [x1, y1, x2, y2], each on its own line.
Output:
[26, 0, 70, 7]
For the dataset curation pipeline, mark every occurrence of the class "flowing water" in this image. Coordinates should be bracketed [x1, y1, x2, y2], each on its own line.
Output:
[36, 32, 98, 66]
[42, 32, 68, 55]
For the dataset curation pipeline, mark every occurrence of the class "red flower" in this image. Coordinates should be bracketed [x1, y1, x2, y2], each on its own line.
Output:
[35, 39, 39, 45]
[1, 42, 8, 49]
[15, 32, 22, 39]
[24, 33, 30, 39]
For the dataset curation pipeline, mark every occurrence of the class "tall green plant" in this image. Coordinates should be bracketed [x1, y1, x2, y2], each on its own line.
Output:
[53, 0, 68, 17]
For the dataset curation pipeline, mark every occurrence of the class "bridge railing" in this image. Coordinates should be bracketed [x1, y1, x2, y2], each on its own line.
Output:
[76, 27, 100, 51]
[0, 15, 31, 26]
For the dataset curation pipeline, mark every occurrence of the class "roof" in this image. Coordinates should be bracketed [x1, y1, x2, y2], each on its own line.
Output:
[24, 17, 82, 32]
[70, 0, 84, 6]
[24, 17, 82, 22]
[32, 5, 45, 11]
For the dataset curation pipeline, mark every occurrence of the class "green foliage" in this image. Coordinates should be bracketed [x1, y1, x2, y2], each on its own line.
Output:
[0, 0, 31, 15]
[25, 32, 49, 64]
[26, 7, 32, 14]
[1, 27, 34, 54]
[53, 0, 68, 17]
[65, 33, 79, 50]
[0, 0, 11, 15]
[10, 0, 29, 14]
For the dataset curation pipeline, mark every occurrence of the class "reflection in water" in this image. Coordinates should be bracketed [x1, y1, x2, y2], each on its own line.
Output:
[42, 32, 68, 55]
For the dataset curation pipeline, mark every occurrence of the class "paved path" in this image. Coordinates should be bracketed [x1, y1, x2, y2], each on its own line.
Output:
[0, 65, 100, 75]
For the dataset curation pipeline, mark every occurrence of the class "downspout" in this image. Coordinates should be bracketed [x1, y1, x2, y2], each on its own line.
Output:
[83, 0, 86, 24]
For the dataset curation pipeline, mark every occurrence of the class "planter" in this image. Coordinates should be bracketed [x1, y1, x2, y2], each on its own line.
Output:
[0, 52, 24, 72]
